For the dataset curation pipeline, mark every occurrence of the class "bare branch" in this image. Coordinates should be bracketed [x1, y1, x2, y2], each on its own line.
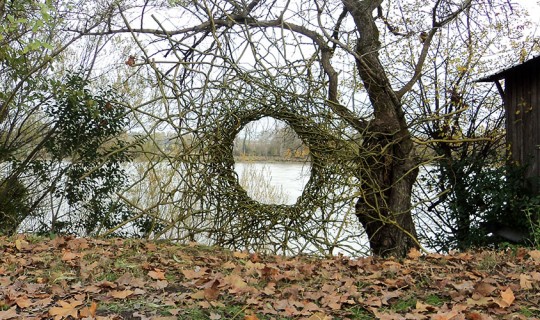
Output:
[396, 0, 472, 99]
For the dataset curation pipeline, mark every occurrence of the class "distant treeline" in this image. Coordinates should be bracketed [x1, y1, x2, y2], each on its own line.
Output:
[125, 128, 310, 161]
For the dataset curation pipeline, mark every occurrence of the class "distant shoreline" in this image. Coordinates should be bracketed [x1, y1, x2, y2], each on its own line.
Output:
[233, 155, 310, 163]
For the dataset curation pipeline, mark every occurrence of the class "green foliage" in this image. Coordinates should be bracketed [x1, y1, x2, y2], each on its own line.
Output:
[0, 177, 31, 235]
[38, 73, 135, 236]
[0, 0, 54, 75]
[445, 162, 539, 249]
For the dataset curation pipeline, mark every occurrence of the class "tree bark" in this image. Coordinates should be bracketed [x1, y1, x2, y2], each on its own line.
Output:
[342, 0, 419, 257]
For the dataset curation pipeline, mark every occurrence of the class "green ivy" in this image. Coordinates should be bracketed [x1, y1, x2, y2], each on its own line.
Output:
[42, 74, 134, 236]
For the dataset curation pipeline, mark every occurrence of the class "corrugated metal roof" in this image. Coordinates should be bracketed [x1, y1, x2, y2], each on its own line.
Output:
[476, 55, 540, 82]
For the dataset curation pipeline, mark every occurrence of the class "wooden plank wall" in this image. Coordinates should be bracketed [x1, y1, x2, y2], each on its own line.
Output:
[505, 62, 540, 187]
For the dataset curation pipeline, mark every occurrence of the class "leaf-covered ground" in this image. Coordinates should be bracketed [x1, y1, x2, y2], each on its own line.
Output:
[1, 236, 540, 320]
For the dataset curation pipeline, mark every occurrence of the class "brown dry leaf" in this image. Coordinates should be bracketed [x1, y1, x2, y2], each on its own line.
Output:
[233, 251, 249, 259]
[209, 312, 222, 319]
[407, 248, 422, 259]
[250, 252, 261, 262]
[474, 281, 497, 296]
[528, 250, 540, 261]
[15, 297, 32, 308]
[321, 294, 341, 310]
[109, 289, 134, 299]
[223, 274, 248, 292]
[148, 269, 166, 280]
[204, 283, 220, 300]
[191, 290, 206, 300]
[125, 55, 136, 66]
[67, 238, 89, 250]
[0, 306, 18, 319]
[151, 280, 168, 290]
[182, 268, 207, 280]
[466, 296, 494, 306]
[520, 273, 533, 290]
[244, 315, 259, 320]
[98, 280, 117, 289]
[145, 243, 157, 251]
[222, 261, 236, 269]
[15, 238, 30, 251]
[245, 260, 266, 270]
[414, 301, 434, 312]
[79, 301, 98, 318]
[48, 300, 83, 320]
[465, 312, 484, 320]
[306, 312, 332, 320]
[381, 290, 402, 305]
[432, 303, 467, 320]
[452, 280, 474, 292]
[497, 288, 515, 308]
[263, 282, 276, 295]
[61, 250, 79, 261]
[365, 296, 382, 307]
[0, 276, 10, 287]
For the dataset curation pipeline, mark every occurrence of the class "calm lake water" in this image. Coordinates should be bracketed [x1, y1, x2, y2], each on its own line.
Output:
[234, 162, 311, 205]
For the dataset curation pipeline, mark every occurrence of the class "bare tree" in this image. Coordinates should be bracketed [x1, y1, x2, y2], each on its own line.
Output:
[71, 0, 525, 256]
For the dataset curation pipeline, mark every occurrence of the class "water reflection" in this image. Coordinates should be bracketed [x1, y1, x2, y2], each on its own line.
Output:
[234, 162, 311, 205]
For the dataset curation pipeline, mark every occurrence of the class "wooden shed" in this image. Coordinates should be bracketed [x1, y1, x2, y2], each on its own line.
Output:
[477, 55, 540, 186]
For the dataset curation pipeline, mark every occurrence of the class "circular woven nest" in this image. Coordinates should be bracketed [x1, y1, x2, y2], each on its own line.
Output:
[199, 96, 360, 252]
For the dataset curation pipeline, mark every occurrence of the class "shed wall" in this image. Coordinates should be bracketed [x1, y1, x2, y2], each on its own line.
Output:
[505, 61, 540, 184]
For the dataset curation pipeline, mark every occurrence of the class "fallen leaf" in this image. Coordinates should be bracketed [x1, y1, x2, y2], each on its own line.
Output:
[474, 281, 497, 296]
[0, 306, 18, 319]
[204, 280, 221, 300]
[263, 282, 276, 295]
[381, 290, 402, 305]
[61, 250, 79, 261]
[452, 281, 474, 292]
[151, 280, 168, 290]
[498, 288, 515, 308]
[250, 252, 261, 262]
[407, 248, 422, 259]
[244, 315, 259, 320]
[306, 312, 332, 320]
[148, 269, 166, 280]
[233, 251, 249, 259]
[109, 290, 134, 299]
[15, 297, 32, 308]
[520, 273, 533, 290]
[49, 300, 83, 320]
[465, 312, 484, 320]
[222, 261, 236, 269]
[209, 312, 222, 319]
[15, 238, 30, 251]
[365, 296, 382, 307]
[79, 301, 98, 318]
[98, 280, 117, 289]
[528, 250, 540, 261]
[415, 301, 434, 312]
[222, 274, 248, 292]
[182, 268, 207, 280]
[191, 290, 206, 300]
[466, 296, 494, 306]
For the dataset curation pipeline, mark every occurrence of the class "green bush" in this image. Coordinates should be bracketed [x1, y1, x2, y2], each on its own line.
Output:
[455, 163, 539, 248]
[0, 177, 31, 235]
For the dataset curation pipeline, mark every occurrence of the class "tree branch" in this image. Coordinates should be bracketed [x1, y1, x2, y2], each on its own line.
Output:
[396, 0, 472, 99]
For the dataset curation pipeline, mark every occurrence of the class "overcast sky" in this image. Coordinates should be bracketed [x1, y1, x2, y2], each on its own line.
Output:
[522, 1, 540, 27]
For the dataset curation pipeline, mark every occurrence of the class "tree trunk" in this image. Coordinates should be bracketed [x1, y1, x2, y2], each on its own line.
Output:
[342, 0, 419, 257]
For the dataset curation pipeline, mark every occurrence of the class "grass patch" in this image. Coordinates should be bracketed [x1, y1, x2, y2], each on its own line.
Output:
[520, 306, 540, 317]
[425, 294, 445, 307]
[391, 296, 416, 312]
[347, 306, 373, 320]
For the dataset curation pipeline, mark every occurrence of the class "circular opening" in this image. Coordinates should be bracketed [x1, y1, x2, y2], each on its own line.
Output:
[233, 117, 311, 205]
